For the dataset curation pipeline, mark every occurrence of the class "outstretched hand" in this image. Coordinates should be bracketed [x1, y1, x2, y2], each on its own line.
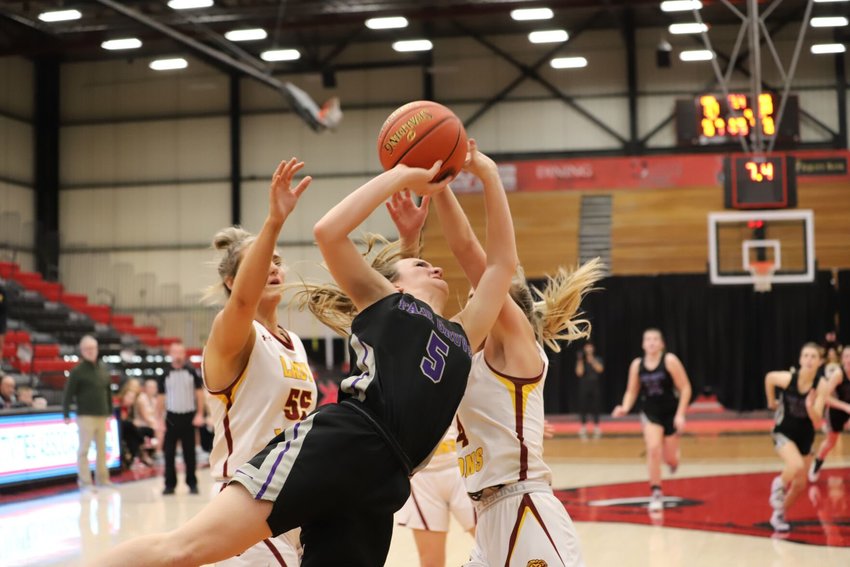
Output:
[270, 158, 312, 222]
[386, 190, 430, 241]
[462, 138, 498, 179]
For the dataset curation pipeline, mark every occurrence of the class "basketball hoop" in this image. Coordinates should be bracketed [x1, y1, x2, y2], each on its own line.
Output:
[749, 260, 776, 292]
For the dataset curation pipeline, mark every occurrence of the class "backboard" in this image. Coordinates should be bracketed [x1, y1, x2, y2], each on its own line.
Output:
[707, 209, 815, 288]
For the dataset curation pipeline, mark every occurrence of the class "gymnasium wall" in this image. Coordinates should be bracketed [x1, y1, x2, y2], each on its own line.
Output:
[0, 57, 35, 272]
[51, 24, 849, 344]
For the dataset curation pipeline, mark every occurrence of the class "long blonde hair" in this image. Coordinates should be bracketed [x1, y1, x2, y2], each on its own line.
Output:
[291, 234, 404, 336]
[202, 226, 256, 304]
[511, 258, 606, 352]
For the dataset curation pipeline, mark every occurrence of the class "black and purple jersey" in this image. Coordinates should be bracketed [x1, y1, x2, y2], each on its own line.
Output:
[773, 370, 820, 445]
[339, 292, 473, 472]
[638, 352, 679, 418]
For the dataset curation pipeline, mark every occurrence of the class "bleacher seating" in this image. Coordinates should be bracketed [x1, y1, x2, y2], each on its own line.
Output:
[1, 260, 200, 404]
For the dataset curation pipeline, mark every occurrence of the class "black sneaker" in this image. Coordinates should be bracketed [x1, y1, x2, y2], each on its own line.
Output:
[162, 487, 175, 495]
[189, 486, 199, 495]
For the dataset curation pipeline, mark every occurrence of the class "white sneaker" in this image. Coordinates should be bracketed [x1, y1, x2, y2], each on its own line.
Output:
[578, 426, 588, 440]
[648, 490, 664, 512]
[770, 510, 790, 532]
[769, 476, 785, 510]
[593, 426, 602, 439]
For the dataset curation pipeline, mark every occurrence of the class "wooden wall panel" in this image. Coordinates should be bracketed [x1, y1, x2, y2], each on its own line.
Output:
[421, 191, 580, 316]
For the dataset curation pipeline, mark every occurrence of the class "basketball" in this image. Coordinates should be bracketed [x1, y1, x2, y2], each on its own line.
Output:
[377, 101, 468, 182]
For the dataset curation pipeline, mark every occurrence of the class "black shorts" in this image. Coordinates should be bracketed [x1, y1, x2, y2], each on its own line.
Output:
[642, 411, 677, 436]
[827, 407, 850, 433]
[231, 403, 410, 567]
[772, 428, 815, 456]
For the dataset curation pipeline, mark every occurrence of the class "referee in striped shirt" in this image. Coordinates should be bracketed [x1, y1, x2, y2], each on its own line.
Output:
[157, 342, 204, 495]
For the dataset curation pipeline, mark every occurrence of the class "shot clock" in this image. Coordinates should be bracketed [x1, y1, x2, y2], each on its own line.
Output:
[676, 93, 799, 147]
[723, 154, 797, 209]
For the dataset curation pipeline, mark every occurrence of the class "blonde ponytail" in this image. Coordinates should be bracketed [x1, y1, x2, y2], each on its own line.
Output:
[290, 234, 404, 336]
[202, 226, 256, 304]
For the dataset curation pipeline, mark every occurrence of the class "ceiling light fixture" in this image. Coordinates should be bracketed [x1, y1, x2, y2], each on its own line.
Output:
[392, 39, 433, 52]
[510, 8, 554, 21]
[101, 38, 142, 51]
[660, 1, 703, 12]
[365, 16, 408, 29]
[529, 29, 569, 43]
[260, 49, 301, 62]
[811, 43, 846, 54]
[225, 29, 268, 42]
[550, 56, 587, 69]
[38, 9, 82, 22]
[810, 16, 849, 27]
[168, 0, 214, 9]
[679, 49, 714, 61]
[669, 23, 709, 34]
[150, 58, 189, 71]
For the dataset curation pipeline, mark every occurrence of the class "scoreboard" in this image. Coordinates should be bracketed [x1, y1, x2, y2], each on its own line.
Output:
[677, 93, 799, 147]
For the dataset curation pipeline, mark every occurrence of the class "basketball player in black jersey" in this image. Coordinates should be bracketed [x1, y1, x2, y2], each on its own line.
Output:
[96, 147, 519, 567]
[809, 346, 850, 482]
[612, 328, 692, 512]
[765, 342, 834, 532]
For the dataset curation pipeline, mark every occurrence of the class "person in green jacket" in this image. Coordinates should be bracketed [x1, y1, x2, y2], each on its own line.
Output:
[63, 335, 114, 490]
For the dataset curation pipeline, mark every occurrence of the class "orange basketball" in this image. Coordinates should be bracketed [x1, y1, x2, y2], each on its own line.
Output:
[377, 101, 467, 182]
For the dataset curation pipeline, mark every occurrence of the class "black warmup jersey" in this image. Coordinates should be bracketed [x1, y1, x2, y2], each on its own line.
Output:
[773, 370, 820, 447]
[339, 293, 473, 472]
[638, 352, 679, 417]
[827, 366, 850, 432]
[834, 367, 850, 405]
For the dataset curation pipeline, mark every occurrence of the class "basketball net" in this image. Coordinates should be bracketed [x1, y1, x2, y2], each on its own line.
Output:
[749, 261, 775, 293]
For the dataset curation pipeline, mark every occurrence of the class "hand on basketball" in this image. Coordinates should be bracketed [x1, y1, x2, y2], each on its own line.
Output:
[674, 413, 686, 432]
[386, 190, 430, 241]
[612, 405, 627, 418]
[395, 161, 453, 197]
[269, 158, 312, 223]
[462, 139, 498, 179]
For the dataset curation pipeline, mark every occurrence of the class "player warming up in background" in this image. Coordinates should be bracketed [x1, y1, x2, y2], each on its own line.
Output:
[612, 328, 692, 512]
[202, 158, 317, 565]
[95, 145, 518, 566]
[809, 346, 850, 482]
[766, 342, 834, 532]
[387, 190, 476, 567]
[393, 140, 603, 567]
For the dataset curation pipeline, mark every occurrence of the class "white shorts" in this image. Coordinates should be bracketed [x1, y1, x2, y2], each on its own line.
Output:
[464, 481, 584, 567]
[212, 481, 301, 566]
[395, 465, 476, 532]
[215, 534, 300, 567]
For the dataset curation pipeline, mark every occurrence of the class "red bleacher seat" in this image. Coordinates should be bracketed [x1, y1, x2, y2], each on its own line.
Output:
[5, 330, 31, 344]
[60, 292, 88, 310]
[33, 344, 60, 358]
[79, 304, 112, 324]
[30, 281, 63, 302]
[31, 359, 76, 373]
[2, 343, 16, 358]
[112, 314, 134, 326]
[141, 336, 160, 347]
[0, 262, 19, 279]
[12, 271, 43, 287]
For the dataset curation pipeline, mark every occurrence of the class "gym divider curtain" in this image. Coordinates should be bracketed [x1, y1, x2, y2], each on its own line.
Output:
[540, 271, 838, 413]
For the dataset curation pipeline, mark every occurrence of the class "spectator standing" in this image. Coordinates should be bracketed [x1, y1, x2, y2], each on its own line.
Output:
[62, 335, 114, 490]
[1, 374, 17, 408]
[157, 342, 204, 495]
[576, 341, 605, 439]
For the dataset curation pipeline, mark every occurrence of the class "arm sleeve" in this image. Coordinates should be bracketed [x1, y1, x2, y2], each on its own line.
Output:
[62, 368, 78, 418]
[191, 366, 203, 389]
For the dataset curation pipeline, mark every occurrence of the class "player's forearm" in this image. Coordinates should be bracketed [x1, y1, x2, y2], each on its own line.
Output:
[480, 170, 518, 273]
[676, 383, 692, 417]
[433, 189, 486, 285]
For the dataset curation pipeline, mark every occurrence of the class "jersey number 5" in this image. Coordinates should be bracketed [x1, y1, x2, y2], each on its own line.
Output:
[420, 331, 450, 383]
[284, 388, 313, 421]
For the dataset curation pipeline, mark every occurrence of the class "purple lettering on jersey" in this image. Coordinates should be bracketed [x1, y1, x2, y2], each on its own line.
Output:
[398, 296, 472, 357]
[640, 370, 666, 397]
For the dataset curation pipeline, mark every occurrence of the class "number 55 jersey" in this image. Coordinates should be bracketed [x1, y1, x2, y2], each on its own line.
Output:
[204, 320, 317, 483]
